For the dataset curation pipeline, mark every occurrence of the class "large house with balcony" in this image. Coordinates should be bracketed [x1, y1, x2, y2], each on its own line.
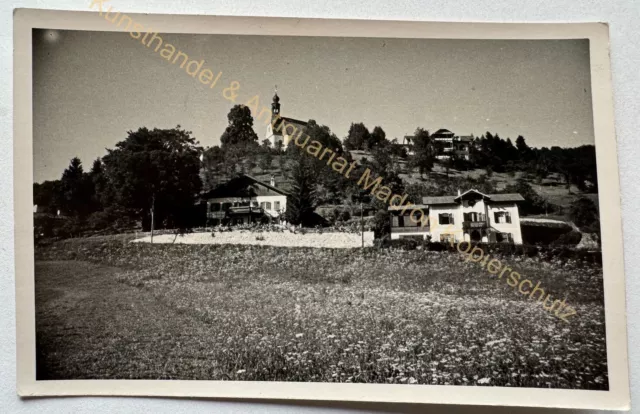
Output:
[389, 189, 524, 244]
[201, 174, 288, 225]
[431, 128, 474, 161]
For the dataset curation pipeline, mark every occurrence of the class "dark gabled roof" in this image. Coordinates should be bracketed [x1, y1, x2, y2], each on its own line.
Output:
[455, 189, 490, 201]
[388, 204, 429, 211]
[421, 191, 524, 205]
[422, 196, 458, 205]
[273, 116, 308, 134]
[488, 193, 525, 202]
[432, 128, 455, 138]
[282, 117, 308, 126]
[201, 174, 289, 199]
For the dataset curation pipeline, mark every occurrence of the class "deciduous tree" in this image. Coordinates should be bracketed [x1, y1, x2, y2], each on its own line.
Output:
[102, 126, 202, 231]
[408, 128, 436, 178]
[343, 122, 370, 151]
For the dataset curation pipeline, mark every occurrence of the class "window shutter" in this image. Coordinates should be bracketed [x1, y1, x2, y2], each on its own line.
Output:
[494, 212, 499, 223]
[392, 216, 399, 227]
[506, 212, 512, 223]
[450, 214, 455, 224]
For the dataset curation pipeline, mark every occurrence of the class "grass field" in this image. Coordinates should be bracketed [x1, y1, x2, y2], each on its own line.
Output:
[35, 238, 608, 389]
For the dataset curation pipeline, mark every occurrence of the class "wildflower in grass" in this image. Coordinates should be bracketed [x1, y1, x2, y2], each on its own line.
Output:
[39, 239, 608, 389]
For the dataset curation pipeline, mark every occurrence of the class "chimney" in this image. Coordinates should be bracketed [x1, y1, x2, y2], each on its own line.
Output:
[458, 189, 461, 196]
[270, 175, 276, 187]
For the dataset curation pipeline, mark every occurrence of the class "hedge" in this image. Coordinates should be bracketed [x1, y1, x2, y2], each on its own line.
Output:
[384, 239, 601, 265]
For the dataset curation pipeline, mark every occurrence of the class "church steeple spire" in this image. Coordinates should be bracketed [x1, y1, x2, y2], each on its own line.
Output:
[271, 85, 281, 122]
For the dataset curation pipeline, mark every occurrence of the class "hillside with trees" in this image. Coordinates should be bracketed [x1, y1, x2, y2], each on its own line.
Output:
[34, 104, 600, 241]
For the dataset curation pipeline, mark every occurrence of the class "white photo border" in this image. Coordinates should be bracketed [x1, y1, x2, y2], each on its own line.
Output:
[13, 8, 630, 410]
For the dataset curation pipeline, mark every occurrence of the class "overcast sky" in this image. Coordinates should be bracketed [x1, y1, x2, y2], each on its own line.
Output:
[33, 30, 593, 182]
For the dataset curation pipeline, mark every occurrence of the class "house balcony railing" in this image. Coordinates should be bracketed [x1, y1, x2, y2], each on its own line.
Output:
[462, 221, 488, 230]
[207, 211, 226, 219]
[391, 226, 430, 233]
[207, 206, 266, 219]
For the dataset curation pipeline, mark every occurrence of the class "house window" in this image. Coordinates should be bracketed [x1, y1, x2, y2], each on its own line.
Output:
[265, 202, 272, 210]
[439, 213, 454, 225]
[274, 201, 280, 211]
[464, 212, 484, 222]
[252, 201, 259, 207]
[403, 214, 418, 227]
[222, 202, 231, 211]
[210, 203, 221, 212]
[494, 212, 512, 224]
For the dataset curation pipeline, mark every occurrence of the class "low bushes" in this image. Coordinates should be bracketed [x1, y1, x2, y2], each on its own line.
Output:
[384, 238, 601, 265]
[210, 220, 373, 235]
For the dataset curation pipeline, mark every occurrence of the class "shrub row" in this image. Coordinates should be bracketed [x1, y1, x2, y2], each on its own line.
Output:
[210, 221, 373, 234]
[383, 238, 602, 265]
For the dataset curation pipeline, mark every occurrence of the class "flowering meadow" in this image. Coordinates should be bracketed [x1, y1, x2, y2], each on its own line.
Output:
[35, 237, 608, 389]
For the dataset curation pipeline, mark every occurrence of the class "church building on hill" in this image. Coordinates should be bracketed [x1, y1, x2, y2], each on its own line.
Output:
[265, 90, 309, 147]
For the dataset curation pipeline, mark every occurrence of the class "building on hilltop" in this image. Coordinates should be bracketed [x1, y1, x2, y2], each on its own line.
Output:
[265, 90, 309, 147]
[431, 128, 474, 161]
[400, 135, 415, 156]
[388, 189, 524, 244]
[401, 129, 473, 160]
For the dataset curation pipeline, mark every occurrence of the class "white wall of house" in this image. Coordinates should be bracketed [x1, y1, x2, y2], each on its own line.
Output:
[460, 199, 490, 243]
[461, 199, 486, 216]
[389, 229, 432, 240]
[397, 199, 523, 244]
[428, 205, 465, 243]
[256, 195, 287, 217]
[487, 203, 523, 244]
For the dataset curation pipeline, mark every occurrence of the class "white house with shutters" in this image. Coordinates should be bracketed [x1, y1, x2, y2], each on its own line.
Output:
[389, 189, 524, 244]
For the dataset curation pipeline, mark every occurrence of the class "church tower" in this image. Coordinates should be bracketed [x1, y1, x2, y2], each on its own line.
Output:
[265, 86, 283, 147]
[271, 88, 281, 124]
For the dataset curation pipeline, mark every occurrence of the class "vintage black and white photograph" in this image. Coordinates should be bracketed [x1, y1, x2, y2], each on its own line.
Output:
[14, 8, 629, 409]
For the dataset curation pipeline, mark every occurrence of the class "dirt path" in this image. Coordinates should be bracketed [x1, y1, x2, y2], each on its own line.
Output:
[35, 260, 221, 380]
